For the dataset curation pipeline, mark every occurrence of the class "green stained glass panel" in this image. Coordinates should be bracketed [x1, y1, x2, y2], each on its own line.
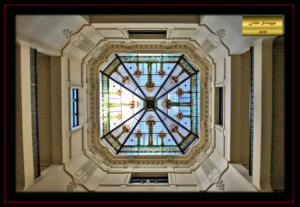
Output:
[100, 54, 200, 155]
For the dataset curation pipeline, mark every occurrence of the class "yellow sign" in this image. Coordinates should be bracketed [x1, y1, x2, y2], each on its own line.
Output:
[242, 16, 283, 36]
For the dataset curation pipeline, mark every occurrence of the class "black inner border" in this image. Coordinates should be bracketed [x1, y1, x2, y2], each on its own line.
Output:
[3, 3, 294, 204]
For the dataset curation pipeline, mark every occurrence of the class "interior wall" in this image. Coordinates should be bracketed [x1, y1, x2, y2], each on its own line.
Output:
[271, 37, 285, 191]
[207, 164, 257, 192]
[59, 56, 85, 164]
[50, 56, 63, 164]
[240, 52, 250, 167]
[36, 53, 53, 171]
[214, 56, 231, 160]
[65, 57, 85, 160]
[16, 43, 25, 191]
[15, 42, 35, 191]
[26, 165, 87, 192]
[34, 53, 64, 172]
[230, 55, 242, 162]
[229, 52, 250, 168]
[252, 38, 274, 191]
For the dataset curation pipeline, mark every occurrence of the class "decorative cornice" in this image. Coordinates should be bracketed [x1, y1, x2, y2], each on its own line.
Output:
[83, 39, 213, 168]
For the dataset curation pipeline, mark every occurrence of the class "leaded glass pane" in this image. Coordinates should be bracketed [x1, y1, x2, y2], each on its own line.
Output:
[71, 88, 79, 128]
[100, 54, 200, 155]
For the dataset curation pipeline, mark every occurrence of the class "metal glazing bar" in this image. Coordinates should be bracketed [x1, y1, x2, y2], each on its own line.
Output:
[154, 109, 184, 154]
[116, 54, 148, 99]
[76, 89, 79, 126]
[117, 110, 148, 154]
[104, 137, 119, 153]
[100, 71, 146, 101]
[101, 108, 145, 139]
[155, 107, 199, 139]
[153, 55, 184, 99]
[181, 56, 199, 73]
[156, 71, 198, 100]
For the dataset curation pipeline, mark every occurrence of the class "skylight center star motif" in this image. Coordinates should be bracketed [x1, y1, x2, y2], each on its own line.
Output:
[100, 54, 200, 155]
[146, 99, 155, 109]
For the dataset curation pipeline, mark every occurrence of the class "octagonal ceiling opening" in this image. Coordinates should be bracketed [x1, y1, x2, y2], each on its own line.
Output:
[99, 53, 200, 155]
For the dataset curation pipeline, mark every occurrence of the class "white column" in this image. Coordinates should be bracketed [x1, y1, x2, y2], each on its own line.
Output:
[252, 37, 274, 191]
[224, 56, 231, 161]
[61, 56, 70, 163]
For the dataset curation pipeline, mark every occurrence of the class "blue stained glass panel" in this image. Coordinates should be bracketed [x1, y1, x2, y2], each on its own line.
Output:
[71, 88, 79, 128]
[100, 54, 200, 155]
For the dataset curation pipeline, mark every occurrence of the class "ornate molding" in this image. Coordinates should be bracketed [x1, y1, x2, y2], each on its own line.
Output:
[63, 29, 73, 39]
[216, 29, 226, 39]
[216, 179, 225, 191]
[83, 39, 214, 168]
[66, 181, 78, 192]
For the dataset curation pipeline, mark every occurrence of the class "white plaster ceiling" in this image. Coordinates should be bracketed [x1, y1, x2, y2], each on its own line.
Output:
[15, 15, 261, 60]
[16, 15, 89, 55]
[200, 15, 258, 54]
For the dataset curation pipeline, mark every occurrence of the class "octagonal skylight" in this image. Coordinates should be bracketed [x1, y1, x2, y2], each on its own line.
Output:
[100, 54, 200, 155]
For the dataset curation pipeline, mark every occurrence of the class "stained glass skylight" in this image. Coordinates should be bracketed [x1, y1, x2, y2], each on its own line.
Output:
[100, 54, 200, 155]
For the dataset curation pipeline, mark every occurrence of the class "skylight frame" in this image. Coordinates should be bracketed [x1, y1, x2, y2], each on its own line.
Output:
[99, 53, 200, 155]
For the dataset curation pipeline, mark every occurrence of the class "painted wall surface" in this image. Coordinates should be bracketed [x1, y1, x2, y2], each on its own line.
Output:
[230, 53, 250, 166]
[271, 37, 285, 191]
[15, 42, 35, 191]
[37, 54, 52, 171]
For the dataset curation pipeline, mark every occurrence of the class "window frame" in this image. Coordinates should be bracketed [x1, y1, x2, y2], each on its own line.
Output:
[219, 87, 224, 126]
[129, 176, 169, 184]
[215, 86, 224, 126]
[71, 88, 79, 129]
